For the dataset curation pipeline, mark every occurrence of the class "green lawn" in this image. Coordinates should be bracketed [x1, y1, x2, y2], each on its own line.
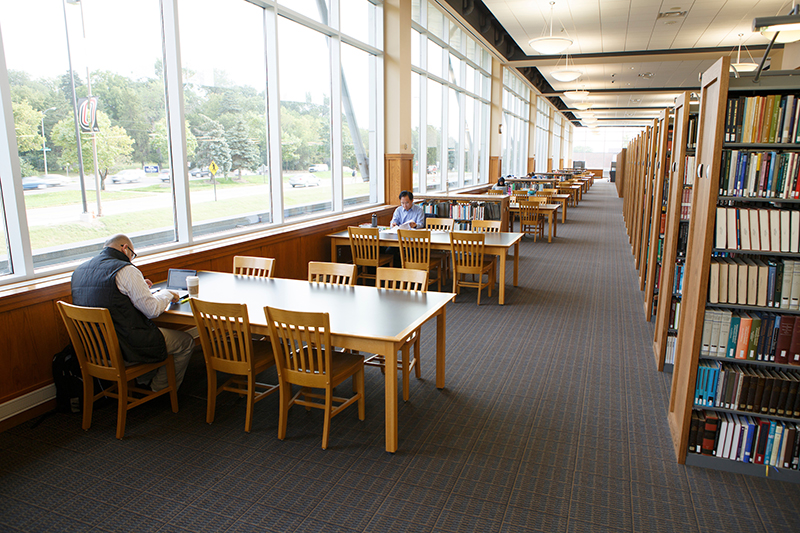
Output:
[23, 179, 371, 251]
[23, 189, 156, 209]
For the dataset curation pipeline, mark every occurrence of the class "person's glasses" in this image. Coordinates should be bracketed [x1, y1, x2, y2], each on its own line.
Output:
[125, 244, 137, 259]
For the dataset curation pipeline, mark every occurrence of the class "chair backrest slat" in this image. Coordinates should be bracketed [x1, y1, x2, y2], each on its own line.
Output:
[471, 220, 501, 233]
[57, 302, 126, 373]
[265, 307, 333, 387]
[425, 218, 454, 231]
[398, 229, 431, 271]
[308, 261, 356, 285]
[376, 267, 428, 292]
[348, 227, 382, 267]
[450, 231, 485, 273]
[191, 299, 254, 369]
[233, 255, 275, 278]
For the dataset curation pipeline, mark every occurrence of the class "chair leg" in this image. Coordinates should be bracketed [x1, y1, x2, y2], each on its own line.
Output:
[322, 389, 333, 449]
[401, 345, 410, 402]
[82, 371, 94, 431]
[206, 366, 217, 424]
[116, 380, 128, 440]
[244, 374, 256, 433]
[166, 356, 179, 413]
[277, 382, 289, 440]
[414, 336, 421, 379]
[356, 368, 365, 420]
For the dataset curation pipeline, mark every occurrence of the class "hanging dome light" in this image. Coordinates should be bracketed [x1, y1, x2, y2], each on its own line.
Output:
[529, 2, 573, 55]
[573, 101, 592, 110]
[729, 33, 758, 73]
[564, 90, 589, 100]
[551, 69, 583, 82]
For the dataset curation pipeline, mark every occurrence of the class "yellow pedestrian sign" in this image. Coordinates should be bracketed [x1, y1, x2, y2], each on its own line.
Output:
[209, 161, 219, 176]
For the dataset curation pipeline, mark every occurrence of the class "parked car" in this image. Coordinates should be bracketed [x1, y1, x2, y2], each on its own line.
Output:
[288, 173, 321, 188]
[159, 169, 172, 182]
[189, 168, 211, 178]
[110, 169, 145, 183]
[22, 176, 68, 189]
[308, 164, 328, 173]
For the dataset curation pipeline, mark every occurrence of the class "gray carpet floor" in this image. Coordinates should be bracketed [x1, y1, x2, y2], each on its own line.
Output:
[1, 180, 798, 532]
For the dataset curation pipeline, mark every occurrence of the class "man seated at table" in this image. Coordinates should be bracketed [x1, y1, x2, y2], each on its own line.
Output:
[71, 234, 194, 391]
[390, 190, 426, 229]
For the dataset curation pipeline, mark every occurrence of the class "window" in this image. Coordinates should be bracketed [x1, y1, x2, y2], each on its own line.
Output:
[341, 43, 377, 208]
[411, 72, 421, 192]
[0, 0, 384, 282]
[426, 79, 443, 192]
[3, 0, 176, 270]
[180, 0, 270, 237]
[502, 68, 530, 177]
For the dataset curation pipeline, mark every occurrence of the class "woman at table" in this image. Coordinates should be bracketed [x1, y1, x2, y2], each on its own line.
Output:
[491, 177, 506, 191]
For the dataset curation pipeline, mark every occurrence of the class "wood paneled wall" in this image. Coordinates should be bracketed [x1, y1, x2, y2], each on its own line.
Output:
[0, 207, 395, 412]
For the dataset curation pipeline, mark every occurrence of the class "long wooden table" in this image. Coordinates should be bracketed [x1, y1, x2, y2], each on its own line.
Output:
[545, 194, 570, 223]
[329, 230, 524, 305]
[154, 272, 455, 453]
[559, 184, 582, 204]
[509, 203, 560, 242]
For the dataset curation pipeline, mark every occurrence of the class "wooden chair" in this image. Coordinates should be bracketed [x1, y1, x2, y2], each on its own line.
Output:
[424, 218, 455, 231]
[397, 229, 443, 291]
[487, 189, 505, 195]
[366, 267, 428, 401]
[536, 189, 556, 198]
[518, 201, 545, 242]
[308, 262, 357, 285]
[56, 301, 179, 439]
[449, 232, 495, 306]
[471, 220, 502, 233]
[348, 226, 393, 285]
[190, 299, 278, 433]
[264, 306, 365, 449]
[233, 255, 275, 278]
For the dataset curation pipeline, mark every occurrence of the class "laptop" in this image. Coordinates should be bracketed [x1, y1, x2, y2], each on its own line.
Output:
[161, 268, 197, 298]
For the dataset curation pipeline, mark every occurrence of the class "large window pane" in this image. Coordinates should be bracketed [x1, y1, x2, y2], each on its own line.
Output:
[180, 0, 270, 239]
[463, 95, 474, 186]
[340, 0, 375, 46]
[278, 17, 333, 220]
[411, 29, 421, 69]
[426, 79, 442, 192]
[3, 0, 175, 270]
[341, 43, 374, 208]
[411, 72, 420, 193]
[447, 88, 459, 189]
[427, 3, 446, 39]
[427, 40, 443, 79]
[279, 0, 330, 25]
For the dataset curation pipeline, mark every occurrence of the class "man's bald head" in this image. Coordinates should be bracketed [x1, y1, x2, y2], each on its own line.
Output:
[104, 234, 132, 249]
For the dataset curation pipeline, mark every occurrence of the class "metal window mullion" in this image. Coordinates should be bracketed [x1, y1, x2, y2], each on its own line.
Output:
[331, 34, 343, 212]
[161, 0, 191, 244]
[0, 25, 33, 277]
[265, 8, 284, 225]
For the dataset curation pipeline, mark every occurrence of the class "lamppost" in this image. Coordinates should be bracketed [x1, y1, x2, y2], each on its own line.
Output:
[41, 107, 56, 175]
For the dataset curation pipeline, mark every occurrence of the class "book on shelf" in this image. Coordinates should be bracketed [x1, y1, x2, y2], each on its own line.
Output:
[692, 409, 800, 469]
[725, 94, 800, 144]
[719, 150, 800, 199]
[707, 258, 800, 312]
[714, 207, 800, 252]
[693, 359, 800, 416]
[700, 308, 800, 364]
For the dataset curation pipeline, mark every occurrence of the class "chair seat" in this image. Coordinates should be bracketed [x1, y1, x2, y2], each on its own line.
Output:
[329, 351, 366, 385]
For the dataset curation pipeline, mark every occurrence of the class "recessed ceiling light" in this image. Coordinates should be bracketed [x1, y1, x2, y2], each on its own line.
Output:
[664, 20, 678, 25]
[638, 72, 654, 79]
[631, 98, 642, 103]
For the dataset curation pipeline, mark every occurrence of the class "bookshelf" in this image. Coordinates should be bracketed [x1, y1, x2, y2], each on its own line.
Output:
[653, 93, 691, 371]
[643, 108, 672, 321]
[636, 119, 660, 290]
[667, 56, 800, 480]
[615, 148, 626, 198]
[414, 193, 510, 231]
[624, 128, 647, 257]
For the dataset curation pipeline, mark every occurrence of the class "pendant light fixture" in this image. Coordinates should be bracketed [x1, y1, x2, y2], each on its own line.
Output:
[754, 3, 800, 43]
[529, 1, 573, 55]
[729, 33, 758, 73]
[551, 51, 582, 82]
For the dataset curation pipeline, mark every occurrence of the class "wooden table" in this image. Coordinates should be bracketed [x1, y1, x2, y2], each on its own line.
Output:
[547, 194, 570, 223]
[509, 203, 560, 242]
[329, 230, 524, 305]
[559, 185, 581, 204]
[154, 272, 454, 453]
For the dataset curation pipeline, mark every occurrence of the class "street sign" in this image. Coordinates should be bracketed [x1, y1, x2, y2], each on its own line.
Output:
[144, 165, 159, 173]
[209, 161, 218, 176]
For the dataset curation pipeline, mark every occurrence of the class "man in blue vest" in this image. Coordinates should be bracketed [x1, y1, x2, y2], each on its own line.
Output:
[71, 234, 194, 391]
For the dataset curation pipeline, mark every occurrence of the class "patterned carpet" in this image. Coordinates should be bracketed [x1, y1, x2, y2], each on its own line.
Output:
[1, 180, 798, 532]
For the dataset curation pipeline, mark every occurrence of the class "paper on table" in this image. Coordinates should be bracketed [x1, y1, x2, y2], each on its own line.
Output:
[385, 221, 414, 233]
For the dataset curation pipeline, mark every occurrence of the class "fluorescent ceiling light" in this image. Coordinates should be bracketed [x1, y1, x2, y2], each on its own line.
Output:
[753, 8, 800, 42]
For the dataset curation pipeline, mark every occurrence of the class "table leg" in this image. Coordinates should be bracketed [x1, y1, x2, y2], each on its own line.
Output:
[436, 306, 446, 388]
[548, 213, 553, 243]
[562, 201, 567, 224]
[331, 241, 338, 263]
[498, 251, 507, 305]
[513, 242, 519, 287]
[553, 212, 558, 238]
[383, 340, 398, 453]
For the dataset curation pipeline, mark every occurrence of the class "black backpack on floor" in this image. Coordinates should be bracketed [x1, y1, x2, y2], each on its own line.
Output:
[52, 344, 83, 413]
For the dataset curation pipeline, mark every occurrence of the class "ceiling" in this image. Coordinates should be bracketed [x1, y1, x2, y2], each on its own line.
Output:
[444, 0, 794, 127]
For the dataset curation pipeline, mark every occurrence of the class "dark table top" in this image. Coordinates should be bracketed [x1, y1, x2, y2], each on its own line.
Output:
[328, 229, 523, 247]
[157, 271, 454, 343]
